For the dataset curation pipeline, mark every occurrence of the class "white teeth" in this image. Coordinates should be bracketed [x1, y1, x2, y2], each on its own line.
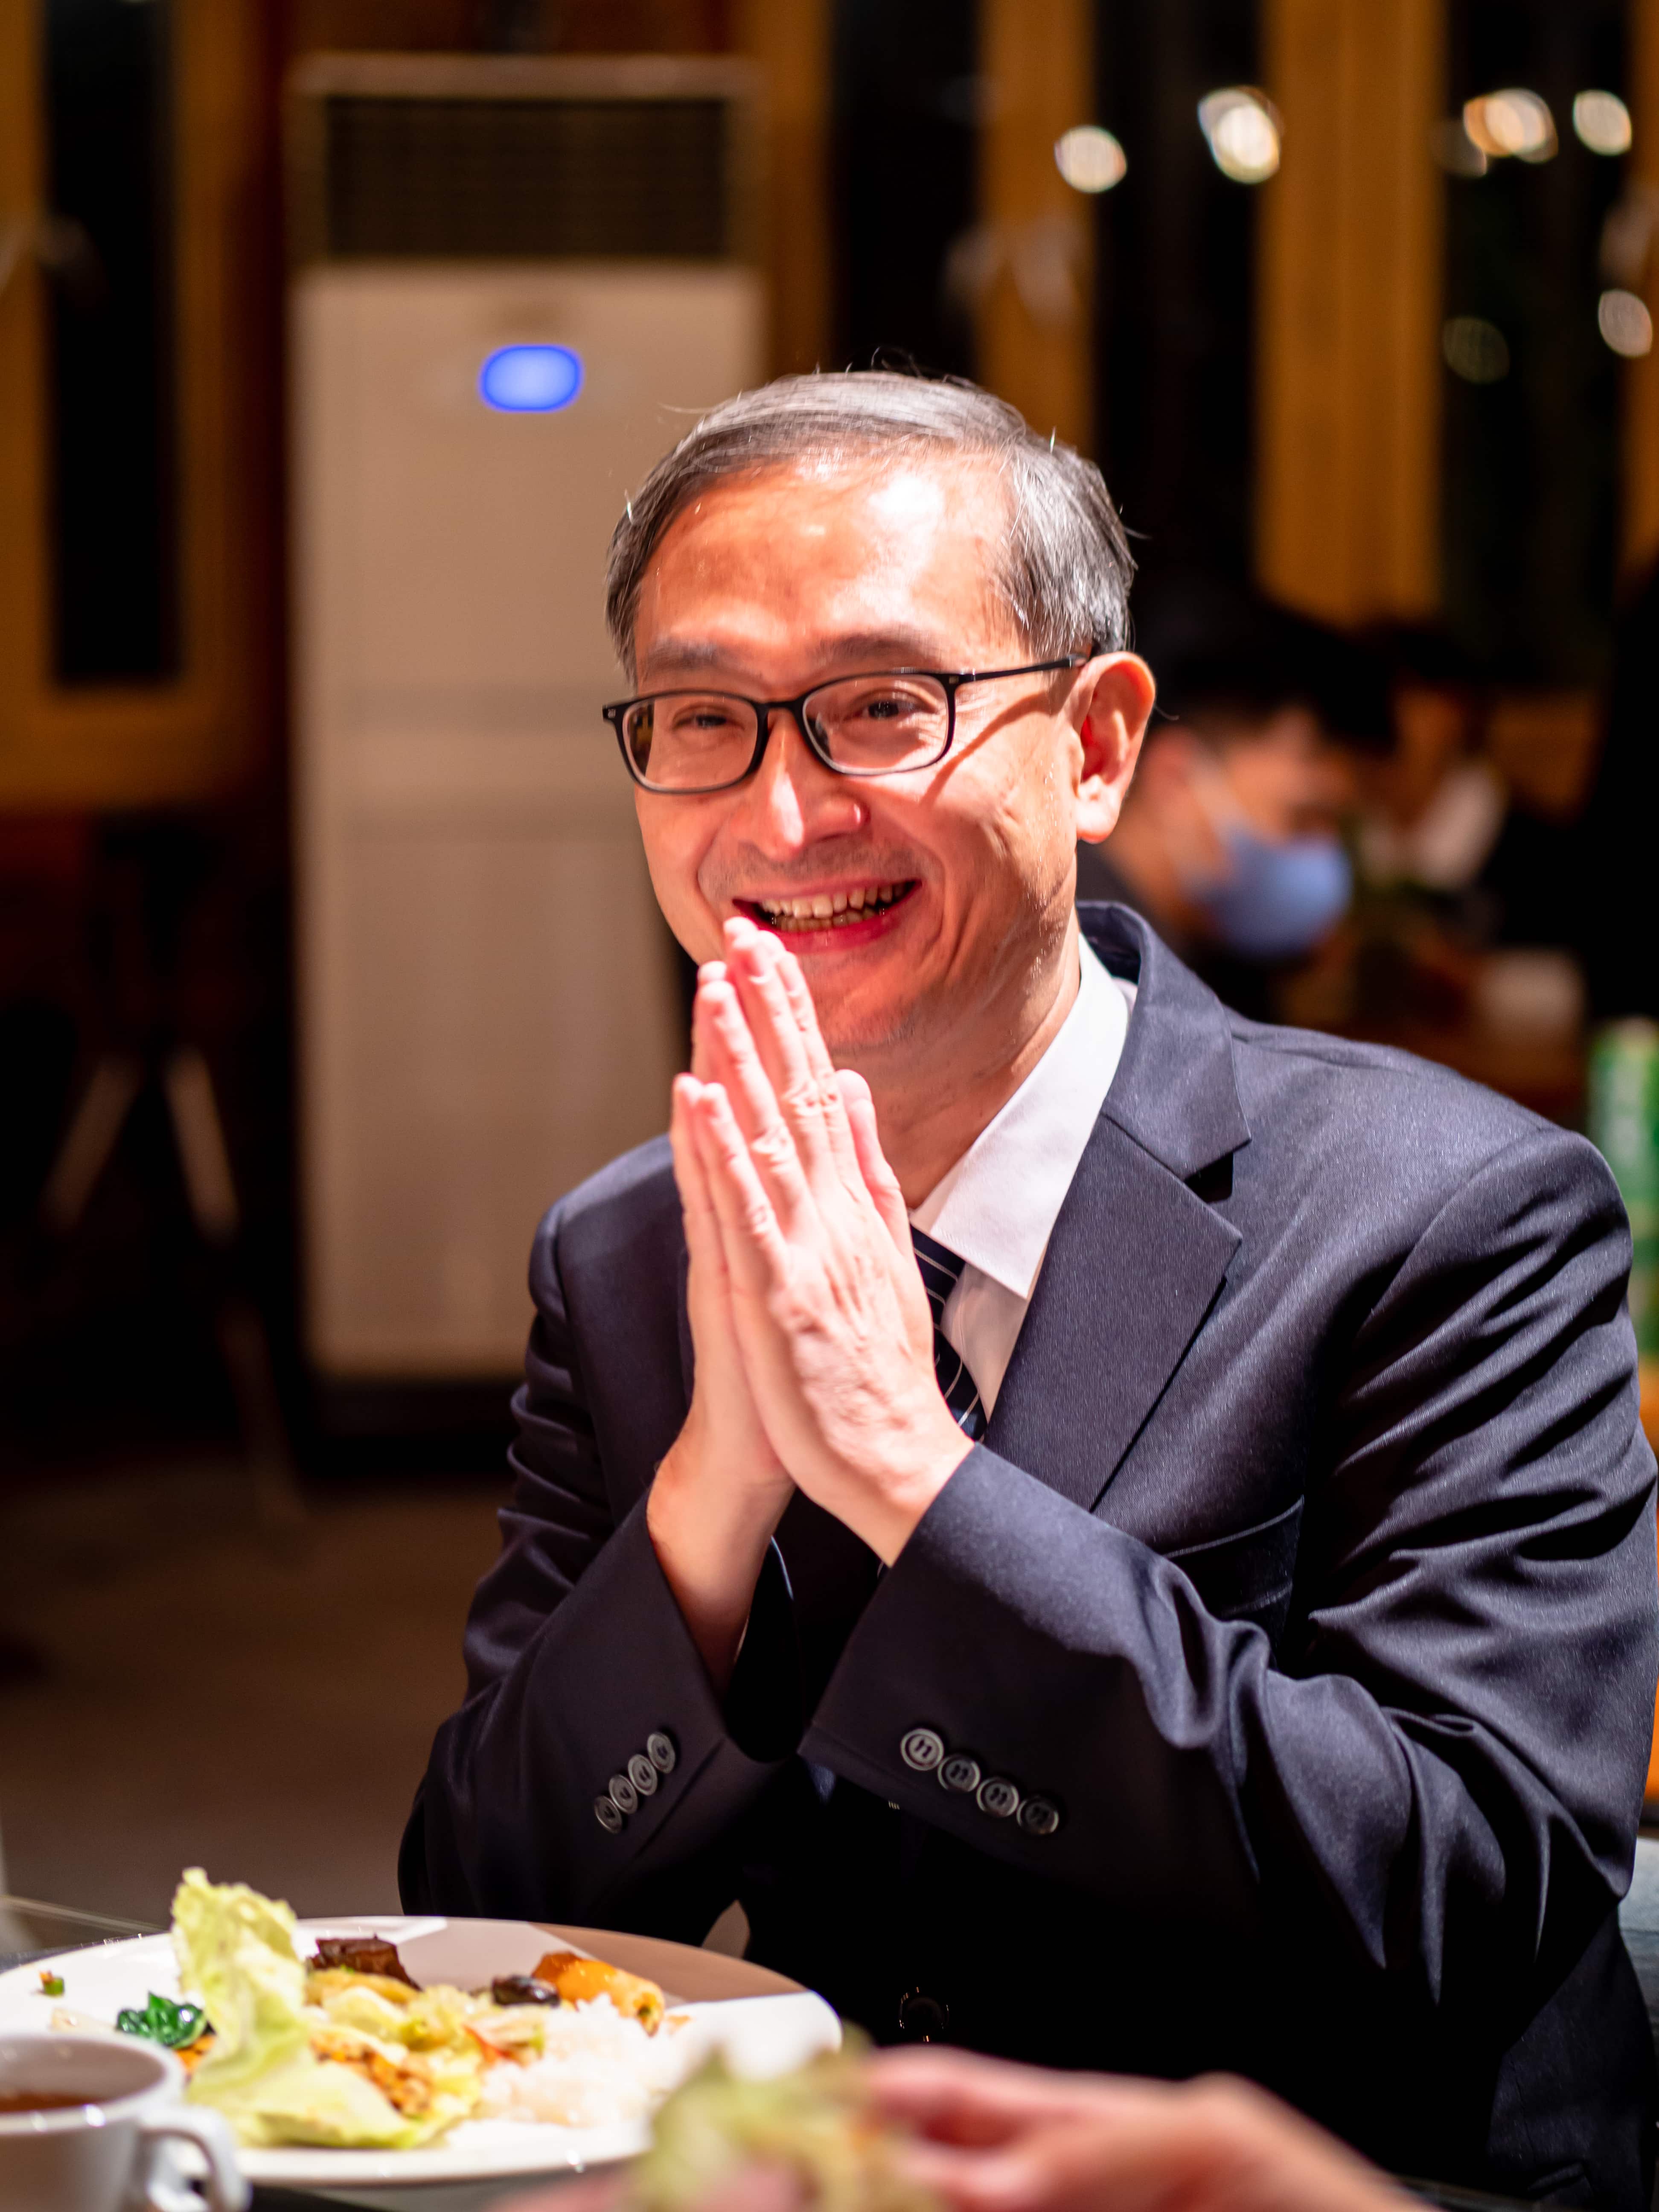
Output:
[751, 880, 911, 928]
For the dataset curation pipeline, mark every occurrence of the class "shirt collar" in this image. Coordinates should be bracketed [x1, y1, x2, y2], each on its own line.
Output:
[909, 937, 1129, 1301]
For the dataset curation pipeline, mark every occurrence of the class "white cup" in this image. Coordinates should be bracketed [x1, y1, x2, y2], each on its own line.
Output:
[0, 2031, 247, 2212]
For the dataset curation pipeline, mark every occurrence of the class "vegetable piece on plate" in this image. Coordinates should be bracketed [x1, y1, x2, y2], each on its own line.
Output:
[170, 1867, 479, 2148]
[305, 1967, 422, 2009]
[38, 1970, 64, 1997]
[533, 1949, 665, 2032]
[116, 1991, 210, 2050]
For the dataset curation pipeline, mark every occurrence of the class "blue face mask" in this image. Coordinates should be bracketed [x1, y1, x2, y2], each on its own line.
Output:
[1188, 826, 1353, 963]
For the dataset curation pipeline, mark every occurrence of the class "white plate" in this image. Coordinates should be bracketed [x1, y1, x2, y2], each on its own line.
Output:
[0, 1914, 840, 2190]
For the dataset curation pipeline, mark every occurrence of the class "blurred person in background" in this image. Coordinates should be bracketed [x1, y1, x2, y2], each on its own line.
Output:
[406, 373, 1657, 2211]
[1075, 580, 1389, 1019]
[1356, 625, 1505, 916]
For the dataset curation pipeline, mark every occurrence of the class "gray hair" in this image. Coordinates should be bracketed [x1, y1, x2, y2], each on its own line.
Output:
[604, 371, 1134, 680]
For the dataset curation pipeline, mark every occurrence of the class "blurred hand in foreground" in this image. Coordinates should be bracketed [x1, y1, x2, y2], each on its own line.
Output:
[867, 2047, 1408, 2212]
[497, 2047, 1408, 2212]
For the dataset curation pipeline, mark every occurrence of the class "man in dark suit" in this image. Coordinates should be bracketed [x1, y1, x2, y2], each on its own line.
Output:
[403, 373, 1658, 2209]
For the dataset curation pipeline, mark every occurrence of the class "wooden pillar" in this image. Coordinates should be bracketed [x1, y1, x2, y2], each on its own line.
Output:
[978, 0, 1094, 450]
[736, 0, 833, 378]
[1626, 0, 1659, 580]
[1257, 0, 1444, 623]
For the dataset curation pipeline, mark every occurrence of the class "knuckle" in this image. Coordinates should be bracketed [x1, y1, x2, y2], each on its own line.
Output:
[752, 1123, 796, 1170]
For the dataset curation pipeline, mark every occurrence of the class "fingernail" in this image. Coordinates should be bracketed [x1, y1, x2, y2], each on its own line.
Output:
[698, 961, 727, 984]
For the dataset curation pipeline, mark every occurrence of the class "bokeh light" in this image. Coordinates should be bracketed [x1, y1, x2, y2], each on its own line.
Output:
[1574, 91, 1633, 157]
[1442, 316, 1511, 384]
[1598, 289, 1654, 358]
[1054, 125, 1126, 194]
[478, 343, 583, 413]
[1198, 88, 1281, 185]
[1464, 89, 1557, 163]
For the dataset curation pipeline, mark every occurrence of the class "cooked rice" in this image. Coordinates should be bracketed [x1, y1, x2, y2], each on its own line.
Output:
[478, 1999, 695, 2128]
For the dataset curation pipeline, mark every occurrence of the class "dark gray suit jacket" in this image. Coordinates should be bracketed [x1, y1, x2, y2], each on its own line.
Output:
[404, 906, 1659, 2209]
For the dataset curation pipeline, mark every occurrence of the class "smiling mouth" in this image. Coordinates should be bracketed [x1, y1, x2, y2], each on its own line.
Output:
[739, 880, 918, 934]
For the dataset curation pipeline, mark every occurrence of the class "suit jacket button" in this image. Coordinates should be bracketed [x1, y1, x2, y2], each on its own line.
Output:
[897, 1989, 950, 2042]
[900, 1728, 945, 1773]
[976, 1776, 1021, 1819]
[594, 1796, 624, 1833]
[939, 1753, 982, 1794]
[1017, 1795, 1062, 1837]
[628, 1752, 659, 1797]
[646, 1731, 678, 1773]
[608, 1772, 639, 1816]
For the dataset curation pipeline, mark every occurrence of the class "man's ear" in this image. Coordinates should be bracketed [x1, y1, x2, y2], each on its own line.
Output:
[1075, 653, 1156, 845]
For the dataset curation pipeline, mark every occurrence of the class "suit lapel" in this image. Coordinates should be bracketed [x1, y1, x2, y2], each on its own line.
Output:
[986, 1111, 1240, 1511]
[986, 905, 1249, 1514]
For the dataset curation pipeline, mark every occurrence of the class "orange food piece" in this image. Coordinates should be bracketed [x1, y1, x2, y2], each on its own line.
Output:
[530, 1950, 665, 2032]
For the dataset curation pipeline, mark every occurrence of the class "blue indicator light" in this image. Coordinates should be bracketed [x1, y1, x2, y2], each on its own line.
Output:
[479, 344, 583, 413]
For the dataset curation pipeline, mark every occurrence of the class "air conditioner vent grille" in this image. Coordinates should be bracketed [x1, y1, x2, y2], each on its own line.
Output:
[320, 94, 731, 260]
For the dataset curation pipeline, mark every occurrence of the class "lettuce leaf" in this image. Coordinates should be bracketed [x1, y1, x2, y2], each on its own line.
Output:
[172, 1869, 414, 2148]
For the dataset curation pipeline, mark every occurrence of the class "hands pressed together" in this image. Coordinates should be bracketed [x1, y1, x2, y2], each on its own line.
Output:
[647, 916, 974, 1687]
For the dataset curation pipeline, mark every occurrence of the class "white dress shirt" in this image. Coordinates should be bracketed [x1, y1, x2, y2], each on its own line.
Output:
[908, 939, 1135, 1415]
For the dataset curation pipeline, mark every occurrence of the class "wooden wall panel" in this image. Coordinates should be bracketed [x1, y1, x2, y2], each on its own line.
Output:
[736, 0, 832, 377]
[1257, 0, 1443, 623]
[1627, 0, 1659, 580]
[978, 0, 1094, 450]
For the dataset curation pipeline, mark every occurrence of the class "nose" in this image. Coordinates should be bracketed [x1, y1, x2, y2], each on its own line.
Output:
[728, 706, 867, 853]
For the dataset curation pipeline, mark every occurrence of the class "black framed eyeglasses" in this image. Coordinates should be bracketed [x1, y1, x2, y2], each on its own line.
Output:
[603, 656, 1090, 795]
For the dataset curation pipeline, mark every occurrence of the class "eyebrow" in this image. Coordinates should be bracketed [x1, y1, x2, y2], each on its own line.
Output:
[640, 627, 959, 684]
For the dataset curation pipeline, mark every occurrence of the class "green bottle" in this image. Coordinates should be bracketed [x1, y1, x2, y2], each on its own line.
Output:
[1587, 1020, 1659, 1363]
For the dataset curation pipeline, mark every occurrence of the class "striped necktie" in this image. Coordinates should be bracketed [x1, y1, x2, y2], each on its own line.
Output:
[911, 1225, 986, 1441]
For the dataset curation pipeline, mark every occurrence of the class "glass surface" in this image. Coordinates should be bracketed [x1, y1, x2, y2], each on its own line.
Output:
[1092, 0, 1260, 577]
[1441, 0, 1625, 683]
[43, 0, 180, 683]
[834, 0, 976, 378]
[0, 1893, 158, 1974]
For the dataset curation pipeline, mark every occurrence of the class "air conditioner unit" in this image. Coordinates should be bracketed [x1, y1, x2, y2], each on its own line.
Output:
[289, 54, 763, 1380]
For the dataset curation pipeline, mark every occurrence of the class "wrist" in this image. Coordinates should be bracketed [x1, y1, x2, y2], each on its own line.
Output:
[648, 1426, 788, 1694]
[844, 1410, 974, 1567]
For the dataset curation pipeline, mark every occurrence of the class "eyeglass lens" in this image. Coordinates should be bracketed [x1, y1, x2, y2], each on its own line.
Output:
[623, 673, 952, 791]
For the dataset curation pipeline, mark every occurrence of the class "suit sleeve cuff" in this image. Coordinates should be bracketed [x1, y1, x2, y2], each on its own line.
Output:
[798, 1445, 1256, 1898]
[489, 1492, 791, 1904]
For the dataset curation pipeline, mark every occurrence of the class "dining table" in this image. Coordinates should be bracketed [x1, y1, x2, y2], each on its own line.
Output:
[6, 1880, 1648, 2212]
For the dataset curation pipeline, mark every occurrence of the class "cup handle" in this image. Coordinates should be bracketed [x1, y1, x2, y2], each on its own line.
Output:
[135, 2105, 250, 2212]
